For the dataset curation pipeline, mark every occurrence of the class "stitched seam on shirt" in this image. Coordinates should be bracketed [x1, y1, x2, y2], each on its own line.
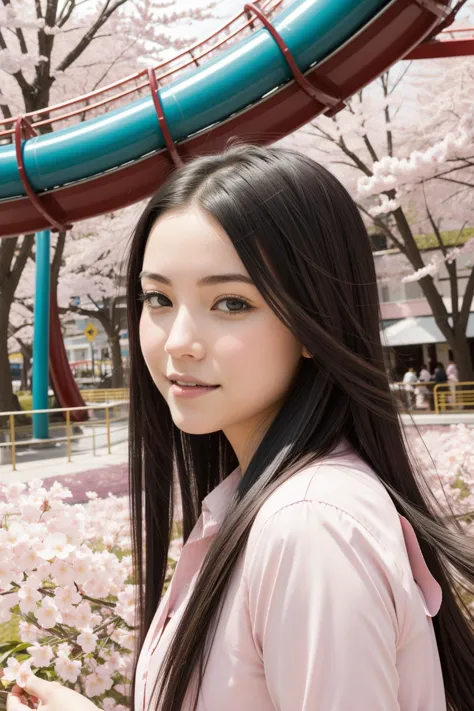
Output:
[246, 498, 403, 648]
[258, 462, 403, 579]
[253, 497, 401, 575]
[246, 496, 405, 612]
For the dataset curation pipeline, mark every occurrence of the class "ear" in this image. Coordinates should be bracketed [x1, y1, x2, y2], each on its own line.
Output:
[301, 346, 311, 359]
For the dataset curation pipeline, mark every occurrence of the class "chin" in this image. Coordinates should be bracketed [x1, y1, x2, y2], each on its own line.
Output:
[170, 414, 220, 436]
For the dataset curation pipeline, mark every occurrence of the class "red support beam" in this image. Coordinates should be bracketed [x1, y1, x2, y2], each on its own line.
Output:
[406, 37, 474, 59]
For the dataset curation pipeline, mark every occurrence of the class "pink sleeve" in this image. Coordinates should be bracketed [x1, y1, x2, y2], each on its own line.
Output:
[246, 501, 401, 710]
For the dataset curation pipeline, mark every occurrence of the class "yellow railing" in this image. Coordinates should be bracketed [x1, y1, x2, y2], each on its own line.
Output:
[0, 401, 129, 471]
[390, 380, 474, 413]
[433, 382, 474, 414]
[79, 388, 129, 403]
[390, 381, 436, 411]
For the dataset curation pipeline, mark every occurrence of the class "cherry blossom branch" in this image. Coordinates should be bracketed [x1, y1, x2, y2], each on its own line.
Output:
[56, 0, 128, 74]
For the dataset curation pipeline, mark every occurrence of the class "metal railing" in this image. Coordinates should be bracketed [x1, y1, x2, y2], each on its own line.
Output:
[390, 381, 436, 411]
[433, 381, 474, 414]
[0, 0, 283, 138]
[390, 380, 474, 413]
[0, 401, 129, 471]
[79, 388, 129, 403]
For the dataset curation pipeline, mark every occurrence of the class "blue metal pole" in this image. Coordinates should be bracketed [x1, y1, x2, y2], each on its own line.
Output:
[32, 230, 50, 439]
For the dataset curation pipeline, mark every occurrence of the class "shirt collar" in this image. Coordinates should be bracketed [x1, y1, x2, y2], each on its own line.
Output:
[200, 440, 350, 534]
[201, 466, 242, 536]
[198, 443, 442, 617]
[202, 440, 352, 536]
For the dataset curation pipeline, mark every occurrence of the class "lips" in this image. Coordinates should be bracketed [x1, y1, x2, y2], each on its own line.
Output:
[171, 381, 218, 389]
[167, 374, 218, 387]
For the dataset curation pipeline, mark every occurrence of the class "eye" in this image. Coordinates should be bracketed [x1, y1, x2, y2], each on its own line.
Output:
[139, 291, 170, 309]
[213, 296, 252, 315]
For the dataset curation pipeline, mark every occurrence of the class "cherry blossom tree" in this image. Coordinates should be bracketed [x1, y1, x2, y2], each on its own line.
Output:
[287, 64, 474, 380]
[8, 302, 33, 391]
[0, 0, 214, 412]
[57, 206, 141, 389]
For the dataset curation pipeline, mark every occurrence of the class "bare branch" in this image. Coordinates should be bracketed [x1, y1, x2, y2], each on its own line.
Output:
[0, 28, 31, 95]
[356, 202, 405, 253]
[338, 134, 373, 177]
[57, 0, 77, 27]
[51, 231, 67, 286]
[56, 0, 128, 74]
[438, 176, 474, 189]
[380, 73, 393, 157]
[11, 235, 34, 293]
[387, 63, 412, 95]
[0, 237, 17, 288]
[0, 102, 13, 122]
[63, 300, 112, 333]
[1, 0, 28, 54]
[422, 184, 447, 257]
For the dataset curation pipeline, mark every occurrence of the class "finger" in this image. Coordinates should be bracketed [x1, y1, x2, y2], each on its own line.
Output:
[7, 691, 31, 711]
[9, 683, 39, 709]
[22, 675, 50, 702]
[9, 685, 25, 697]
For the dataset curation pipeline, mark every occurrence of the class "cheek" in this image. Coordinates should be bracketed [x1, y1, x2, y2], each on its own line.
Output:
[218, 319, 301, 393]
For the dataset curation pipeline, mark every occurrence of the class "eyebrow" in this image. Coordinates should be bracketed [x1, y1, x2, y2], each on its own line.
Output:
[139, 271, 254, 287]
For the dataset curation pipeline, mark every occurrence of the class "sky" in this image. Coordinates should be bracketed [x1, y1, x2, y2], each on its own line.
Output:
[160, 0, 270, 47]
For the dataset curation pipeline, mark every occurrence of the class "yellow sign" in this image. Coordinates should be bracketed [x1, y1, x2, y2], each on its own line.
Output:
[84, 323, 98, 342]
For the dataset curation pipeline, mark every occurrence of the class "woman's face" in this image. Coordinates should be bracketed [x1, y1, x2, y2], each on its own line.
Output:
[139, 206, 308, 465]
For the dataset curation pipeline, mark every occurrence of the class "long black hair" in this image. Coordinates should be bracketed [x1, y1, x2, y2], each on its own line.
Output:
[126, 144, 474, 711]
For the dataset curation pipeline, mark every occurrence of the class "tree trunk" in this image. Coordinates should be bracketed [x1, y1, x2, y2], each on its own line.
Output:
[109, 333, 124, 389]
[0, 298, 14, 413]
[391, 208, 474, 381]
[448, 330, 474, 383]
[20, 344, 32, 391]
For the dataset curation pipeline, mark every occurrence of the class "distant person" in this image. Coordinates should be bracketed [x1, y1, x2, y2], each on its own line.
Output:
[432, 362, 448, 411]
[433, 362, 447, 384]
[417, 364, 432, 410]
[402, 367, 418, 409]
[446, 359, 459, 409]
[419, 364, 431, 383]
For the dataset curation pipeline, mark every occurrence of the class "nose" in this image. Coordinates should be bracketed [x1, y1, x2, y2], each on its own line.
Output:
[164, 305, 205, 359]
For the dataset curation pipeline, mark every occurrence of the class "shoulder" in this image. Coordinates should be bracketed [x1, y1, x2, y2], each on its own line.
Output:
[242, 450, 409, 644]
[245, 446, 405, 581]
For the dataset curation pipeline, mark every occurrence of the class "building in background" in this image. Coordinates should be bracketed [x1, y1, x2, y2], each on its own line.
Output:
[376, 241, 474, 379]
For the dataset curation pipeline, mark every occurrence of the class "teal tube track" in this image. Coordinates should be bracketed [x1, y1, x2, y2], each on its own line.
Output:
[0, 0, 390, 200]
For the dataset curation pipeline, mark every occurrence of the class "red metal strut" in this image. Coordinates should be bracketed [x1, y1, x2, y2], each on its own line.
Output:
[244, 3, 344, 117]
[410, 0, 451, 19]
[15, 117, 72, 232]
[148, 69, 183, 168]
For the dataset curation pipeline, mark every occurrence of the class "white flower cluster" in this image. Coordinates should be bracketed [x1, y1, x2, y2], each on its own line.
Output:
[0, 424, 470, 709]
[368, 194, 400, 217]
[401, 238, 474, 283]
[0, 4, 45, 31]
[407, 424, 474, 534]
[357, 115, 474, 197]
[0, 481, 137, 710]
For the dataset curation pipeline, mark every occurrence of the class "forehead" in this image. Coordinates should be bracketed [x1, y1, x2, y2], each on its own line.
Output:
[142, 208, 241, 272]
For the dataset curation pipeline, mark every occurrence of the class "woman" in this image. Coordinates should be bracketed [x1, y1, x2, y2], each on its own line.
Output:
[9, 145, 474, 711]
[402, 366, 418, 409]
[417, 363, 433, 410]
[446, 359, 459, 409]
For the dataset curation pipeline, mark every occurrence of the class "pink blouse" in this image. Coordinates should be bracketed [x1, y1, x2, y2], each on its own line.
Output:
[135, 441, 446, 710]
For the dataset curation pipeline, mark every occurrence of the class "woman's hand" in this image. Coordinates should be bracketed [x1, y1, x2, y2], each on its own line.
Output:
[7, 675, 100, 711]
